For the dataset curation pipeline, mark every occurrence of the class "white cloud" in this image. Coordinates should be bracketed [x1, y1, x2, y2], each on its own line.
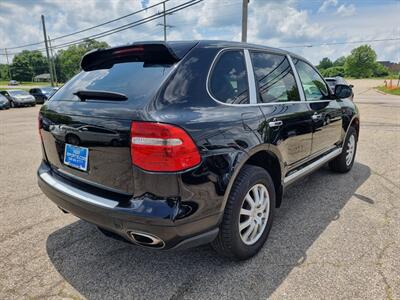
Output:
[318, 0, 338, 13]
[336, 4, 356, 17]
[248, 1, 323, 44]
[0, 0, 398, 66]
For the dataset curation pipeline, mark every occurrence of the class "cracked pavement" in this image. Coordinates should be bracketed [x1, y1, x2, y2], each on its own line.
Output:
[0, 79, 399, 299]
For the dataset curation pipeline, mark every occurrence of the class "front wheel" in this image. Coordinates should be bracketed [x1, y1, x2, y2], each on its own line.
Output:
[212, 165, 275, 260]
[329, 126, 357, 173]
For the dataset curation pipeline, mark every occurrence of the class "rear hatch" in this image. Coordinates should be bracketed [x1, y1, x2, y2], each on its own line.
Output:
[39, 42, 196, 194]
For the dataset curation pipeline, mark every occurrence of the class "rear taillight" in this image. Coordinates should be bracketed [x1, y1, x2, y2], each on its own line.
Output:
[130, 122, 201, 172]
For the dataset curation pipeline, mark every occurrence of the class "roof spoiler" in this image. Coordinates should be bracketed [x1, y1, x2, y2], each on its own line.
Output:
[81, 43, 181, 71]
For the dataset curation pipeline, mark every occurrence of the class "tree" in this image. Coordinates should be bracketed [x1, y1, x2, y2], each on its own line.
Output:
[56, 39, 109, 81]
[333, 56, 346, 67]
[344, 45, 377, 78]
[10, 50, 47, 81]
[317, 57, 333, 70]
[11, 53, 33, 81]
[0, 64, 10, 80]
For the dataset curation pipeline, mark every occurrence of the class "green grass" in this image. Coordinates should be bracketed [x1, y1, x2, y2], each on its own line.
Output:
[0, 81, 63, 86]
[376, 86, 400, 96]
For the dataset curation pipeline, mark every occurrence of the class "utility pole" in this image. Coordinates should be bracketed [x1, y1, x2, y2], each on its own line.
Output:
[4, 48, 12, 80]
[41, 15, 54, 87]
[157, 1, 173, 42]
[163, 1, 167, 41]
[48, 36, 58, 84]
[241, 0, 249, 42]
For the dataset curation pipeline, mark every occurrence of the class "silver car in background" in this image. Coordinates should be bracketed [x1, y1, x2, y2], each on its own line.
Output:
[0, 90, 36, 107]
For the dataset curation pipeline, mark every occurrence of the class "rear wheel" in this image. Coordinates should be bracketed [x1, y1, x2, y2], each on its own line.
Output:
[329, 126, 357, 173]
[212, 165, 275, 260]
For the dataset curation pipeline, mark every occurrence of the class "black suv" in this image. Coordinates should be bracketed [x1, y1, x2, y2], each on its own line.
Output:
[38, 41, 359, 260]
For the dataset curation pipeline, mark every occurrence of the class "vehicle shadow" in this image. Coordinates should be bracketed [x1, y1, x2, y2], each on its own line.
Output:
[46, 162, 370, 299]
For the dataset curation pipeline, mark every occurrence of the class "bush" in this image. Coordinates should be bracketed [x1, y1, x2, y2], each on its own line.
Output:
[373, 63, 390, 77]
[320, 66, 345, 77]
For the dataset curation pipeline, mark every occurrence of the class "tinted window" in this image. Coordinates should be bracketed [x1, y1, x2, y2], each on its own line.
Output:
[209, 50, 249, 104]
[51, 62, 173, 103]
[251, 52, 299, 103]
[293, 59, 329, 101]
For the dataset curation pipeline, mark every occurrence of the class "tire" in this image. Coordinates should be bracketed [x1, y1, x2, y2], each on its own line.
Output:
[329, 126, 357, 173]
[10, 101, 15, 108]
[212, 165, 275, 260]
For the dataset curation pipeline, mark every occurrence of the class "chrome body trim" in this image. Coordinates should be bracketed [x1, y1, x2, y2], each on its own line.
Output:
[205, 47, 321, 107]
[39, 172, 118, 208]
[283, 148, 342, 186]
[244, 49, 257, 104]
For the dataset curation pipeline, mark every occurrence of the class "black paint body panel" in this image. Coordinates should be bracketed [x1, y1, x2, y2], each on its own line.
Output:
[38, 41, 359, 248]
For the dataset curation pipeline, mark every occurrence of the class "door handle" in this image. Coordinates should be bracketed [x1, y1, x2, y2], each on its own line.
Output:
[268, 120, 283, 128]
[311, 113, 322, 120]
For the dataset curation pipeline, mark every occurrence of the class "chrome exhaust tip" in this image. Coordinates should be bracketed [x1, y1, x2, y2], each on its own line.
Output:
[127, 231, 165, 249]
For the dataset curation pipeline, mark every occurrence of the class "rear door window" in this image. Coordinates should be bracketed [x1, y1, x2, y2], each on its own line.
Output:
[209, 50, 249, 104]
[51, 62, 174, 105]
[250, 51, 300, 103]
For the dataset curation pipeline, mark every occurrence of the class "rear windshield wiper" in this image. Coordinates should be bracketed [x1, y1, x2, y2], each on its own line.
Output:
[74, 90, 128, 101]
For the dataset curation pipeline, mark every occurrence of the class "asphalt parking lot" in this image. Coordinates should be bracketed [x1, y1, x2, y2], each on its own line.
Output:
[0, 79, 399, 299]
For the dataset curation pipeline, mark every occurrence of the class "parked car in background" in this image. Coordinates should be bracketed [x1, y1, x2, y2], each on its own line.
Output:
[8, 80, 19, 86]
[0, 90, 36, 107]
[38, 41, 359, 260]
[29, 87, 58, 104]
[0, 93, 10, 109]
[325, 76, 354, 100]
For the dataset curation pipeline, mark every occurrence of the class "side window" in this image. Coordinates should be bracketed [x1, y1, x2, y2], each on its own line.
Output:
[293, 59, 330, 101]
[209, 50, 249, 104]
[250, 51, 300, 103]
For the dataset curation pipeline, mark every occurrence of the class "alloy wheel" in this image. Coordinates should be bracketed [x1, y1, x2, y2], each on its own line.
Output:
[238, 183, 270, 245]
[346, 134, 355, 166]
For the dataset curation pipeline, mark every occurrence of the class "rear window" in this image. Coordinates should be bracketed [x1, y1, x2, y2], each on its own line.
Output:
[51, 62, 173, 104]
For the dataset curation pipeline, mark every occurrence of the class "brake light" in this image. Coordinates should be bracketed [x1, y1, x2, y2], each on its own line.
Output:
[113, 47, 145, 58]
[130, 122, 201, 172]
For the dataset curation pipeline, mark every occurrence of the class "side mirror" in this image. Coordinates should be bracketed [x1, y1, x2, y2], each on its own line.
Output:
[349, 84, 354, 88]
[334, 84, 352, 99]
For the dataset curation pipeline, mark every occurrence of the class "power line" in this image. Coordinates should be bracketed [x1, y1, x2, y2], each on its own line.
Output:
[5, 0, 171, 50]
[281, 37, 400, 49]
[0, 0, 202, 56]
[49, 0, 202, 50]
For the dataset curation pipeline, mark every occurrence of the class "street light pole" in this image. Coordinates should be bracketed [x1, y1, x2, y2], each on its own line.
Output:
[241, 0, 249, 42]
[41, 15, 54, 87]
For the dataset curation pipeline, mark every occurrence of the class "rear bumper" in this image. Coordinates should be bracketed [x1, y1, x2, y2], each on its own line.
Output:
[15, 101, 35, 106]
[37, 161, 220, 250]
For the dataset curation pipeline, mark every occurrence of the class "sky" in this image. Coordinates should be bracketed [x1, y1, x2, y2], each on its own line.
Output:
[0, 0, 399, 65]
